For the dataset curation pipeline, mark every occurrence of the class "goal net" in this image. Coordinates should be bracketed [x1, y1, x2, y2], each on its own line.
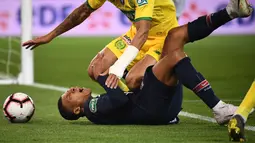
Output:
[0, 37, 21, 84]
[0, 0, 33, 85]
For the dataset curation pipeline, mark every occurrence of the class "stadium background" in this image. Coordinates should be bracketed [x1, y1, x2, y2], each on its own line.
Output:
[0, 0, 255, 142]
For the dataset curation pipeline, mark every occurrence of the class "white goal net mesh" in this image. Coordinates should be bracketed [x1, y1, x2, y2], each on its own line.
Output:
[0, 37, 21, 83]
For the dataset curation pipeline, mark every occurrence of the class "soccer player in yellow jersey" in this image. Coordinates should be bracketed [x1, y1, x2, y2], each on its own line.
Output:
[24, 0, 253, 126]
[228, 80, 255, 142]
[23, 0, 179, 90]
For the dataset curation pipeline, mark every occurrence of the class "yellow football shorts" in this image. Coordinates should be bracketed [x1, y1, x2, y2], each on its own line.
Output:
[107, 24, 178, 71]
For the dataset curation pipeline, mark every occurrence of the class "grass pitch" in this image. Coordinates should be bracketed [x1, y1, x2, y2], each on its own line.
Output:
[0, 35, 255, 142]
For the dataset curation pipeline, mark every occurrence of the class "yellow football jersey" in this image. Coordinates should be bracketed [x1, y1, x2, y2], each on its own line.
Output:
[86, 0, 177, 37]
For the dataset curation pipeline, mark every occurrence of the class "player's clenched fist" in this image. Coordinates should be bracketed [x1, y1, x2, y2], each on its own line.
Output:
[22, 34, 53, 50]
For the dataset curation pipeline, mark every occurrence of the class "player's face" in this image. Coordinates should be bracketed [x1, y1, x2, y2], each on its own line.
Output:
[61, 87, 92, 112]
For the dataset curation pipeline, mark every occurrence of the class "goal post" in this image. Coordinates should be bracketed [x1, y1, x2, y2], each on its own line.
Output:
[19, 0, 34, 85]
[0, 0, 34, 85]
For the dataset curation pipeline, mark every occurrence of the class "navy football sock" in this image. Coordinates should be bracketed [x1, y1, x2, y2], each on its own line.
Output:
[174, 57, 220, 109]
[188, 9, 232, 42]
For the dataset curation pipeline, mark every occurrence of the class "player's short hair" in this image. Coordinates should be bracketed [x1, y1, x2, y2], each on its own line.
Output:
[57, 97, 80, 120]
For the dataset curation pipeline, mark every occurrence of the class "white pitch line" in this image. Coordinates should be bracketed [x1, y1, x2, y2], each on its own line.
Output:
[32, 83, 68, 92]
[179, 111, 255, 131]
[183, 99, 242, 103]
[32, 83, 98, 97]
[31, 82, 255, 131]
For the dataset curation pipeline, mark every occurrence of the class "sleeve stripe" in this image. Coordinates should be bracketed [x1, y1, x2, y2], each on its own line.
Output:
[134, 17, 152, 22]
[85, 1, 96, 11]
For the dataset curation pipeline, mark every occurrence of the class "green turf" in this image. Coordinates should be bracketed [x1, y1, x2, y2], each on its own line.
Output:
[0, 36, 255, 142]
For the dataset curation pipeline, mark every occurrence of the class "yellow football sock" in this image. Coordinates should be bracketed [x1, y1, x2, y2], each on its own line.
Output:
[118, 80, 130, 92]
[235, 80, 255, 122]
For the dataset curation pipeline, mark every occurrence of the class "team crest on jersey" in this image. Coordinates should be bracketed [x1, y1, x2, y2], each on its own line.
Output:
[89, 98, 98, 113]
[137, 0, 148, 6]
[115, 39, 126, 50]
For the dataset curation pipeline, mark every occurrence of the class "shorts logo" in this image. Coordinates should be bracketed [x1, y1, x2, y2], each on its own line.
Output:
[89, 98, 98, 113]
[154, 50, 161, 55]
[115, 39, 126, 50]
[137, 0, 148, 6]
[122, 35, 131, 44]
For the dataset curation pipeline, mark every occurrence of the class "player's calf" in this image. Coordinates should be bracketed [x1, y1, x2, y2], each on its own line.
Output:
[170, 56, 237, 125]
[187, 0, 253, 43]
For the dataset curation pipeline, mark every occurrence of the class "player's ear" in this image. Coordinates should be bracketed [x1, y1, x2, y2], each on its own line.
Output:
[73, 107, 81, 115]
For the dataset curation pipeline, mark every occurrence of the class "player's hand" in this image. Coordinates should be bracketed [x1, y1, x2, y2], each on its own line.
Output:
[22, 34, 53, 50]
[105, 74, 119, 89]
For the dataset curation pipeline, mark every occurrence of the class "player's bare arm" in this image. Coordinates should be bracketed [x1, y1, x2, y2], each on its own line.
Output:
[131, 20, 151, 50]
[49, 3, 93, 40]
[105, 20, 151, 89]
[22, 3, 93, 50]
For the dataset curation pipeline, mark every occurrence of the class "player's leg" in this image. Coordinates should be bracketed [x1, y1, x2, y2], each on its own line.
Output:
[125, 41, 164, 89]
[228, 80, 255, 142]
[88, 25, 135, 81]
[187, 0, 252, 43]
[88, 35, 131, 91]
[130, 47, 184, 124]
[235, 80, 255, 123]
[131, 63, 182, 124]
[162, 0, 253, 57]
[159, 0, 253, 125]
[125, 55, 157, 89]
[88, 48, 117, 81]
[163, 34, 238, 125]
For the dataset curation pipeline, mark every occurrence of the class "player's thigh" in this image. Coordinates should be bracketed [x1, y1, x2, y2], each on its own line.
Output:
[166, 82, 183, 119]
[135, 66, 178, 118]
[152, 55, 178, 86]
[125, 55, 157, 89]
[107, 30, 133, 60]
[88, 47, 117, 81]
[125, 40, 165, 89]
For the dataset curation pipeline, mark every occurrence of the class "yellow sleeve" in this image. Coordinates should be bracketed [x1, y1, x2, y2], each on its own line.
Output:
[134, 0, 155, 22]
[85, 0, 106, 10]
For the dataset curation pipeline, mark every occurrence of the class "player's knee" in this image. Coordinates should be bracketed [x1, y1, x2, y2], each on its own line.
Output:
[125, 74, 143, 90]
[87, 63, 96, 81]
[167, 28, 182, 42]
[167, 26, 188, 43]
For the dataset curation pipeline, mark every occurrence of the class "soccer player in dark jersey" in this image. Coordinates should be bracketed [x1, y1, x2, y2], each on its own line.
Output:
[87, 0, 253, 125]
[57, 52, 183, 125]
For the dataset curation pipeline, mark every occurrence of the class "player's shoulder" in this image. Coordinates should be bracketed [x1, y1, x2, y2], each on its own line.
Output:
[84, 94, 102, 114]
